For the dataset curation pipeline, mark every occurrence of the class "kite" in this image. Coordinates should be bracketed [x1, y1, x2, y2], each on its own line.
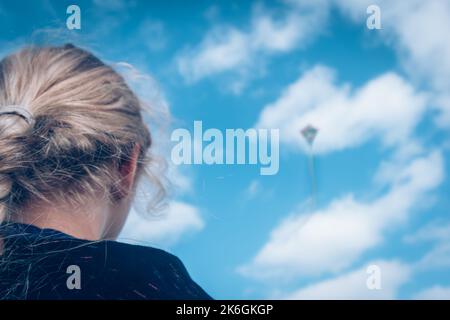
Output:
[301, 125, 318, 146]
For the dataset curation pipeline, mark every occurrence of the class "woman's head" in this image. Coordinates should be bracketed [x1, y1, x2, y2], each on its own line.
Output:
[0, 44, 156, 239]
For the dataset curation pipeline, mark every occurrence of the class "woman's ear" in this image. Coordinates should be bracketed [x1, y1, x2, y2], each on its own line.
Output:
[117, 143, 141, 198]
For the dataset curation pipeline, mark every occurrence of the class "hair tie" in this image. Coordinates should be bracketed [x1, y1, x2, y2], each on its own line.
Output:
[0, 105, 34, 126]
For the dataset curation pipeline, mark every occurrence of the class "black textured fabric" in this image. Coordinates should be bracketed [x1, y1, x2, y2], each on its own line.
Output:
[0, 223, 212, 300]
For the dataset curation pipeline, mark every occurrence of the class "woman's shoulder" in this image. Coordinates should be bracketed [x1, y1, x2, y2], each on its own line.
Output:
[69, 239, 212, 300]
[0, 223, 212, 300]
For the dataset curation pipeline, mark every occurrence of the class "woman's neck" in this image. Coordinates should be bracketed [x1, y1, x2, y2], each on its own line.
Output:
[13, 197, 111, 241]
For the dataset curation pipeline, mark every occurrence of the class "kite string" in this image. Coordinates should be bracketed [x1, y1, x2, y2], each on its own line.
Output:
[307, 146, 317, 210]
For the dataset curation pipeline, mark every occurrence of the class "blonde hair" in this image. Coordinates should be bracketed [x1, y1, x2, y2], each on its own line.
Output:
[0, 44, 163, 222]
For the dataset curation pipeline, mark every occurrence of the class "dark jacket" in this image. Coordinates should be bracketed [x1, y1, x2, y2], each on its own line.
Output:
[0, 223, 212, 300]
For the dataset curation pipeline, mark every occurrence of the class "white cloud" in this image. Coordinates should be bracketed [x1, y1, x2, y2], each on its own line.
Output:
[256, 65, 427, 154]
[239, 152, 444, 280]
[413, 285, 450, 300]
[119, 201, 204, 247]
[434, 94, 450, 128]
[335, 0, 450, 88]
[176, 3, 327, 87]
[416, 242, 450, 271]
[177, 0, 450, 122]
[402, 220, 450, 272]
[283, 260, 411, 300]
[404, 221, 450, 244]
[177, 28, 249, 82]
[332, 0, 450, 126]
[250, 3, 323, 53]
[373, 140, 425, 186]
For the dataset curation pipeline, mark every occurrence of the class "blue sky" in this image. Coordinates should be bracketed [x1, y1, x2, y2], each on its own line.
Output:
[1, 0, 450, 299]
